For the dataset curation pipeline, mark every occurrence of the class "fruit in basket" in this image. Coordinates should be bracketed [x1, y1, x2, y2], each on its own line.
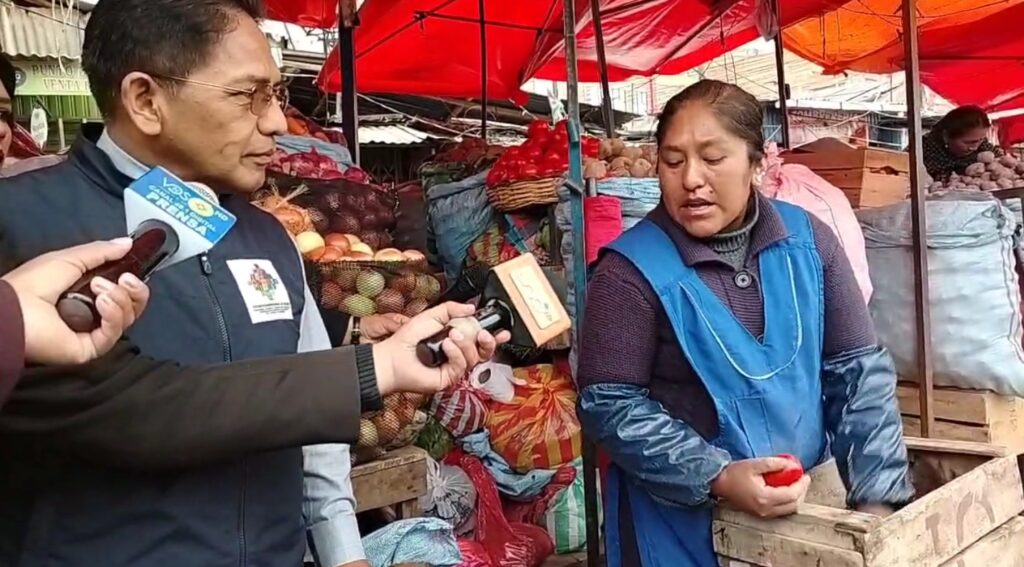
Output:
[375, 289, 406, 314]
[630, 159, 653, 178]
[320, 246, 347, 263]
[323, 233, 351, 253]
[356, 271, 386, 298]
[391, 273, 417, 295]
[404, 298, 428, 317]
[272, 207, 307, 235]
[396, 400, 417, 424]
[349, 241, 373, 256]
[342, 294, 377, 317]
[321, 281, 345, 310]
[342, 233, 362, 246]
[374, 248, 404, 262]
[295, 231, 325, 255]
[402, 249, 426, 263]
[359, 231, 384, 250]
[357, 419, 379, 448]
[412, 274, 441, 301]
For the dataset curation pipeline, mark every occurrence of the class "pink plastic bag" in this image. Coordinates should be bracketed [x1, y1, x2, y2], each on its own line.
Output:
[761, 143, 873, 304]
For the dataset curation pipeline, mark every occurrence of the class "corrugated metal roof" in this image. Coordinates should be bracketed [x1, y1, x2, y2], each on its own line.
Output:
[0, 4, 87, 59]
[359, 124, 441, 145]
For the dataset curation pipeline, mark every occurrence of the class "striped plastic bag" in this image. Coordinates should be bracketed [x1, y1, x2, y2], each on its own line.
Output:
[542, 458, 599, 554]
[486, 361, 582, 473]
[430, 383, 489, 439]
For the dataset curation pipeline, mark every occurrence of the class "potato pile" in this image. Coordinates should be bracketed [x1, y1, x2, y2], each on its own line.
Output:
[583, 138, 658, 180]
[932, 151, 1024, 192]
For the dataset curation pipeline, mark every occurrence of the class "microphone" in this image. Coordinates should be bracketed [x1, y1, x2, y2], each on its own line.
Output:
[56, 167, 237, 332]
[416, 253, 571, 368]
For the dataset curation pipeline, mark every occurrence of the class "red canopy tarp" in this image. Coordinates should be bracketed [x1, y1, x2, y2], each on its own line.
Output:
[784, 0, 1024, 111]
[315, 0, 839, 98]
[266, 0, 338, 28]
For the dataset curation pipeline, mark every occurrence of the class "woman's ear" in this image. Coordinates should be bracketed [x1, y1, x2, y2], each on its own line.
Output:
[119, 72, 165, 137]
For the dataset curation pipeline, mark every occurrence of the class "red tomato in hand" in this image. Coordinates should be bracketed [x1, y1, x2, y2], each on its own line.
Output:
[762, 454, 804, 487]
[527, 120, 551, 140]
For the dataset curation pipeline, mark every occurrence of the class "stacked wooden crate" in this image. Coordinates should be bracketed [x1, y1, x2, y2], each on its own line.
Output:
[714, 438, 1024, 566]
[781, 138, 910, 209]
[896, 384, 1024, 452]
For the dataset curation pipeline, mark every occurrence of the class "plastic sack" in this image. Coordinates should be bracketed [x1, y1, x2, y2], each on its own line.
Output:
[456, 539, 494, 567]
[766, 143, 873, 304]
[419, 457, 477, 533]
[362, 517, 463, 567]
[461, 455, 554, 567]
[592, 177, 660, 229]
[275, 134, 354, 169]
[486, 362, 582, 473]
[470, 362, 523, 404]
[427, 170, 496, 280]
[504, 463, 576, 526]
[542, 458, 596, 554]
[430, 383, 489, 439]
[355, 395, 429, 464]
[858, 194, 1024, 395]
[460, 430, 559, 501]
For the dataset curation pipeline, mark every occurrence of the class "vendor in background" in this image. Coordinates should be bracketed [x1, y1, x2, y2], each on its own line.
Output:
[0, 53, 68, 177]
[923, 105, 1003, 181]
[577, 79, 913, 567]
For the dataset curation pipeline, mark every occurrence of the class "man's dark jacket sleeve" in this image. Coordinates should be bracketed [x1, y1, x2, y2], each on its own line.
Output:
[0, 280, 25, 408]
[0, 342, 379, 470]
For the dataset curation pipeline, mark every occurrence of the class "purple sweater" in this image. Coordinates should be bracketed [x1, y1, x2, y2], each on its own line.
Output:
[578, 194, 877, 440]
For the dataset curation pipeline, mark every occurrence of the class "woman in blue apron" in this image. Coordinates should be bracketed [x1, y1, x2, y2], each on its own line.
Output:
[576, 80, 914, 567]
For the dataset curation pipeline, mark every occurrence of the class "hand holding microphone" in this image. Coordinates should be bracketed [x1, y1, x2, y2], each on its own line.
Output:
[3, 239, 151, 365]
[372, 302, 511, 395]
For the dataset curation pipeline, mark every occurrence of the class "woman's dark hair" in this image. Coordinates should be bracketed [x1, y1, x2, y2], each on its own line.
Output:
[0, 53, 16, 100]
[933, 105, 990, 140]
[655, 79, 765, 163]
[82, 0, 264, 117]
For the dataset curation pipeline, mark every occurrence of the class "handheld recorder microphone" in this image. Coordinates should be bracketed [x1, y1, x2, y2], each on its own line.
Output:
[56, 167, 237, 332]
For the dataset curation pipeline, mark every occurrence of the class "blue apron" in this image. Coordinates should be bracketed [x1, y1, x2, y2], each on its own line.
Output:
[604, 201, 827, 566]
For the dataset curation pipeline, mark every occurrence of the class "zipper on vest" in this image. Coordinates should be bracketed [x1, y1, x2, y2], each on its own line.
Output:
[238, 459, 248, 567]
[199, 254, 232, 362]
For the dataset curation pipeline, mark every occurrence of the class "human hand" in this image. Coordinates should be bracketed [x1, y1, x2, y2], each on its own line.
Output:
[3, 239, 150, 365]
[710, 457, 811, 518]
[371, 302, 511, 396]
[358, 313, 410, 344]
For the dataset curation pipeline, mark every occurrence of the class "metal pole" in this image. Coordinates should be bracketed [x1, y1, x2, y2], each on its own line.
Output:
[902, 0, 935, 436]
[589, 0, 615, 137]
[772, 0, 790, 148]
[339, 6, 360, 164]
[564, 1, 601, 564]
[479, 0, 488, 139]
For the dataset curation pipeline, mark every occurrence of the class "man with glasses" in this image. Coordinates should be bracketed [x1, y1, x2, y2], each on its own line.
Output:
[0, 1, 476, 566]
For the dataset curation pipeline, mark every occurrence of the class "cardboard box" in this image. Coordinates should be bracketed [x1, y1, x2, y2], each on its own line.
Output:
[781, 138, 910, 208]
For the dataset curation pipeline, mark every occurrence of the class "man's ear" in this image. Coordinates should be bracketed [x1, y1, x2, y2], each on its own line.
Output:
[119, 72, 165, 137]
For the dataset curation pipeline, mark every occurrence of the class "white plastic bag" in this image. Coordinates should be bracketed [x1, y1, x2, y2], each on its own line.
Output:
[469, 361, 524, 404]
[858, 194, 1024, 395]
[764, 143, 873, 304]
[418, 457, 477, 534]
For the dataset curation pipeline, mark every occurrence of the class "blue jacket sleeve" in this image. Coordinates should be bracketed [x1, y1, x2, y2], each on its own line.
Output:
[821, 346, 915, 508]
[578, 383, 731, 508]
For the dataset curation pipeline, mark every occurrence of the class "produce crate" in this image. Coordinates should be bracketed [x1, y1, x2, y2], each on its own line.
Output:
[351, 445, 428, 518]
[781, 138, 910, 209]
[713, 438, 1024, 567]
[896, 384, 1024, 451]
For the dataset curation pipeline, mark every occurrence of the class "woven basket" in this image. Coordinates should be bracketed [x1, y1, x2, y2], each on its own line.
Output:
[487, 177, 561, 211]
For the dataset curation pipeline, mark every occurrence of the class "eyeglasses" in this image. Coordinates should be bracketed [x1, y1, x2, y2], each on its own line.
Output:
[153, 74, 289, 117]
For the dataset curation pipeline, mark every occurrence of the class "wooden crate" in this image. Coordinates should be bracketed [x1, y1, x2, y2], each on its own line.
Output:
[781, 139, 910, 208]
[713, 438, 1024, 567]
[351, 445, 428, 518]
[940, 515, 1024, 566]
[897, 384, 1024, 451]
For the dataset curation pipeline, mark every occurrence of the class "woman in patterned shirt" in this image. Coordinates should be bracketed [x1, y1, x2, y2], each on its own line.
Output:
[923, 105, 1003, 181]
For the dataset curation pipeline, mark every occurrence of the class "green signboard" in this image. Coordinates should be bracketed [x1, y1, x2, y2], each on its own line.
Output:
[12, 57, 91, 97]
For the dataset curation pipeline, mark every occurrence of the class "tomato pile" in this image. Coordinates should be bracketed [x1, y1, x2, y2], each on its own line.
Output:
[486, 120, 601, 187]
